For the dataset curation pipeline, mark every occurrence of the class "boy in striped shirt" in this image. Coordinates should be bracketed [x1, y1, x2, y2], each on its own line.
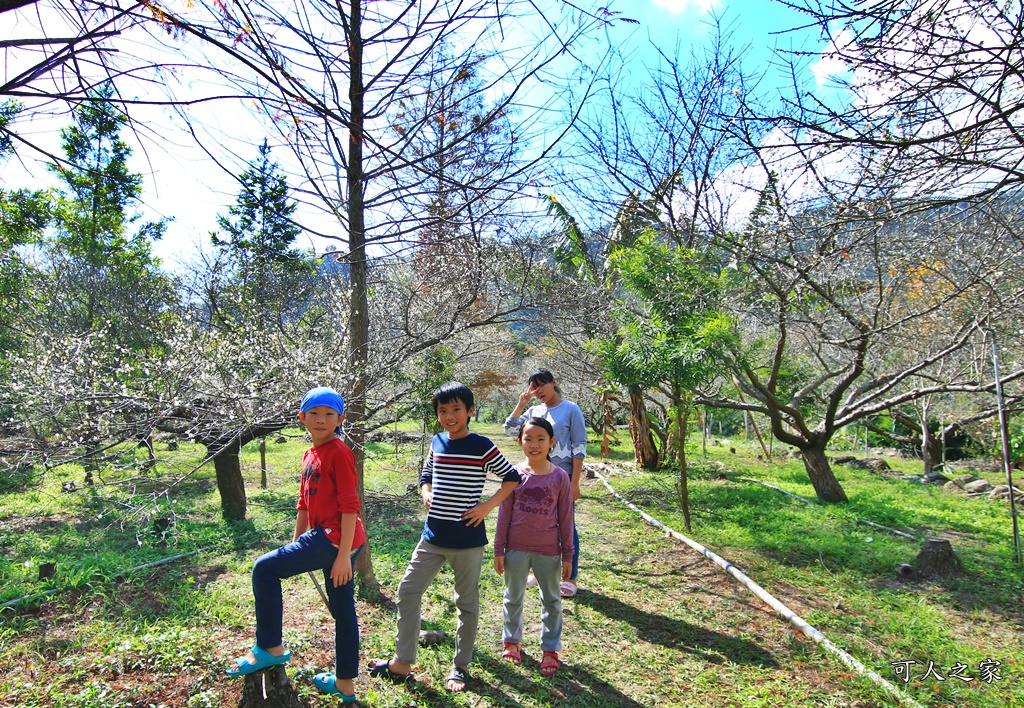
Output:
[369, 381, 520, 692]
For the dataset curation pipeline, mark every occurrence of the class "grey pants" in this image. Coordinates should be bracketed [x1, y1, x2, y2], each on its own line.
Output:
[394, 539, 484, 669]
[501, 549, 563, 652]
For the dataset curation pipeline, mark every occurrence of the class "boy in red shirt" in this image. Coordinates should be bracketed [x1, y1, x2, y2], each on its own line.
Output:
[226, 386, 366, 704]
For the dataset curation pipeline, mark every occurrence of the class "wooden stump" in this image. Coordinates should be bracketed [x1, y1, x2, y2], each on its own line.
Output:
[913, 539, 963, 577]
[239, 666, 311, 708]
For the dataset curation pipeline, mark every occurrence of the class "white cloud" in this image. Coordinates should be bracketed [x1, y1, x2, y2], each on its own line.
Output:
[809, 28, 853, 87]
[651, 0, 720, 14]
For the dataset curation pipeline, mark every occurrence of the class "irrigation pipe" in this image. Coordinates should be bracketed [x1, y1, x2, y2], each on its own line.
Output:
[739, 477, 922, 541]
[593, 469, 927, 708]
[738, 478, 813, 505]
[1, 548, 207, 611]
[1, 587, 61, 611]
[855, 518, 920, 541]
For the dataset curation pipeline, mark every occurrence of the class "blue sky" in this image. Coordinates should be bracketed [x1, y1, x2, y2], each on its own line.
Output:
[2, 0, 825, 267]
[625, 0, 814, 77]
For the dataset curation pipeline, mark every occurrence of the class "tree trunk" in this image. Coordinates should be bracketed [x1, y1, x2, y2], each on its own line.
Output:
[345, 3, 377, 593]
[213, 443, 247, 520]
[83, 441, 99, 486]
[799, 445, 848, 503]
[238, 665, 310, 708]
[260, 438, 268, 489]
[628, 384, 660, 470]
[673, 385, 691, 532]
[700, 406, 707, 457]
[921, 427, 944, 475]
[599, 389, 618, 457]
[140, 433, 156, 471]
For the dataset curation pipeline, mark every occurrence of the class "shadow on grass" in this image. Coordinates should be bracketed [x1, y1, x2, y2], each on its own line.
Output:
[578, 589, 779, 668]
[393, 653, 652, 708]
[483, 652, 652, 707]
[248, 488, 299, 516]
[225, 517, 265, 553]
[363, 492, 422, 526]
[589, 448, 636, 463]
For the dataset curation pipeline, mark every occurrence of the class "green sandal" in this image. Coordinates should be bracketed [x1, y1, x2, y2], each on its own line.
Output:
[226, 646, 291, 676]
[312, 672, 356, 703]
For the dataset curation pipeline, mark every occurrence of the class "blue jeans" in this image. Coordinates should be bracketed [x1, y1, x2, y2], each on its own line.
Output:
[571, 506, 579, 580]
[252, 527, 363, 679]
[553, 458, 581, 580]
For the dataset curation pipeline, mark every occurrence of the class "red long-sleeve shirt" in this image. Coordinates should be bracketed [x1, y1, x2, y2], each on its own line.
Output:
[297, 437, 367, 550]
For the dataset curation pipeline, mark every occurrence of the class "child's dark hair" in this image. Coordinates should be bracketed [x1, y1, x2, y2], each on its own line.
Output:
[432, 381, 474, 414]
[528, 368, 562, 396]
[518, 417, 555, 460]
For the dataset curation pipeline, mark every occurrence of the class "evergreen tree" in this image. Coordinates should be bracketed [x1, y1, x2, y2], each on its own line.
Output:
[42, 83, 172, 349]
[213, 138, 302, 265]
[210, 139, 313, 327]
[49, 84, 164, 271]
[0, 100, 51, 419]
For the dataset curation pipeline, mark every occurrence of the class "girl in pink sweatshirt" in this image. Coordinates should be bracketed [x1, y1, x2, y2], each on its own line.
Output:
[493, 417, 575, 676]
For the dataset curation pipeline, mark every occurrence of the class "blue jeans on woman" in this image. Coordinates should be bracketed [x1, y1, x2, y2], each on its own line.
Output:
[252, 527, 363, 679]
[571, 511, 580, 580]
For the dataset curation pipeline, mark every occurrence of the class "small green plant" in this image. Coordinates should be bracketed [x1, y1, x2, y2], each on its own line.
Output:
[59, 680, 134, 708]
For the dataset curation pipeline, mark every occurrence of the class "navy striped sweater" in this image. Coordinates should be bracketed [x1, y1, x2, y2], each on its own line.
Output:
[419, 432, 520, 548]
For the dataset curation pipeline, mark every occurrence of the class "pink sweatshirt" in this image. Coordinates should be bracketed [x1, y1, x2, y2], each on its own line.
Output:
[494, 462, 575, 563]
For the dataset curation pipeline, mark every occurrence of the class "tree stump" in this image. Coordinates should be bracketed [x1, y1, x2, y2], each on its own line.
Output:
[239, 666, 310, 708]
[913, 539, 963, 577]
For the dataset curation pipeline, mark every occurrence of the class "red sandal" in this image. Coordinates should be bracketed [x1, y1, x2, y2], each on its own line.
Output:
[540, 651, 560, 676]
[502, 642, 522, 666]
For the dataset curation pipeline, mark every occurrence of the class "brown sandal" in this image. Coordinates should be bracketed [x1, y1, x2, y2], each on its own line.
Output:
[540, 651, 560, 676]
[502, 642, 522, 666]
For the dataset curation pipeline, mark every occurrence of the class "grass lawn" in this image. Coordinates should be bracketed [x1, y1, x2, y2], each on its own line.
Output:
[0, 423, 1021, 706]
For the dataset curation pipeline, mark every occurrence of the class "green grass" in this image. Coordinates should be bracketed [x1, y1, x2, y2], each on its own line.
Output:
[600, 444, 1023, 708]
[1, 424, 1021, 706]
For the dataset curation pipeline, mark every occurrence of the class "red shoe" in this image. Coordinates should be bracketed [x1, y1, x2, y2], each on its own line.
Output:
[502, 642, 521, 666]
[540, 651, 560, 676]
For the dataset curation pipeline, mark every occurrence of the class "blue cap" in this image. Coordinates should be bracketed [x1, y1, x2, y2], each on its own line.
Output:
[300, 386, 345, 415]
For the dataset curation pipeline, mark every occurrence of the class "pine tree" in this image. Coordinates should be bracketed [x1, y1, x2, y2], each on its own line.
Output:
[209, 139, 314, 327]
[213, 138, 302, 266]
[49, 84, 164, 272]
[41, 83, 171, 350]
